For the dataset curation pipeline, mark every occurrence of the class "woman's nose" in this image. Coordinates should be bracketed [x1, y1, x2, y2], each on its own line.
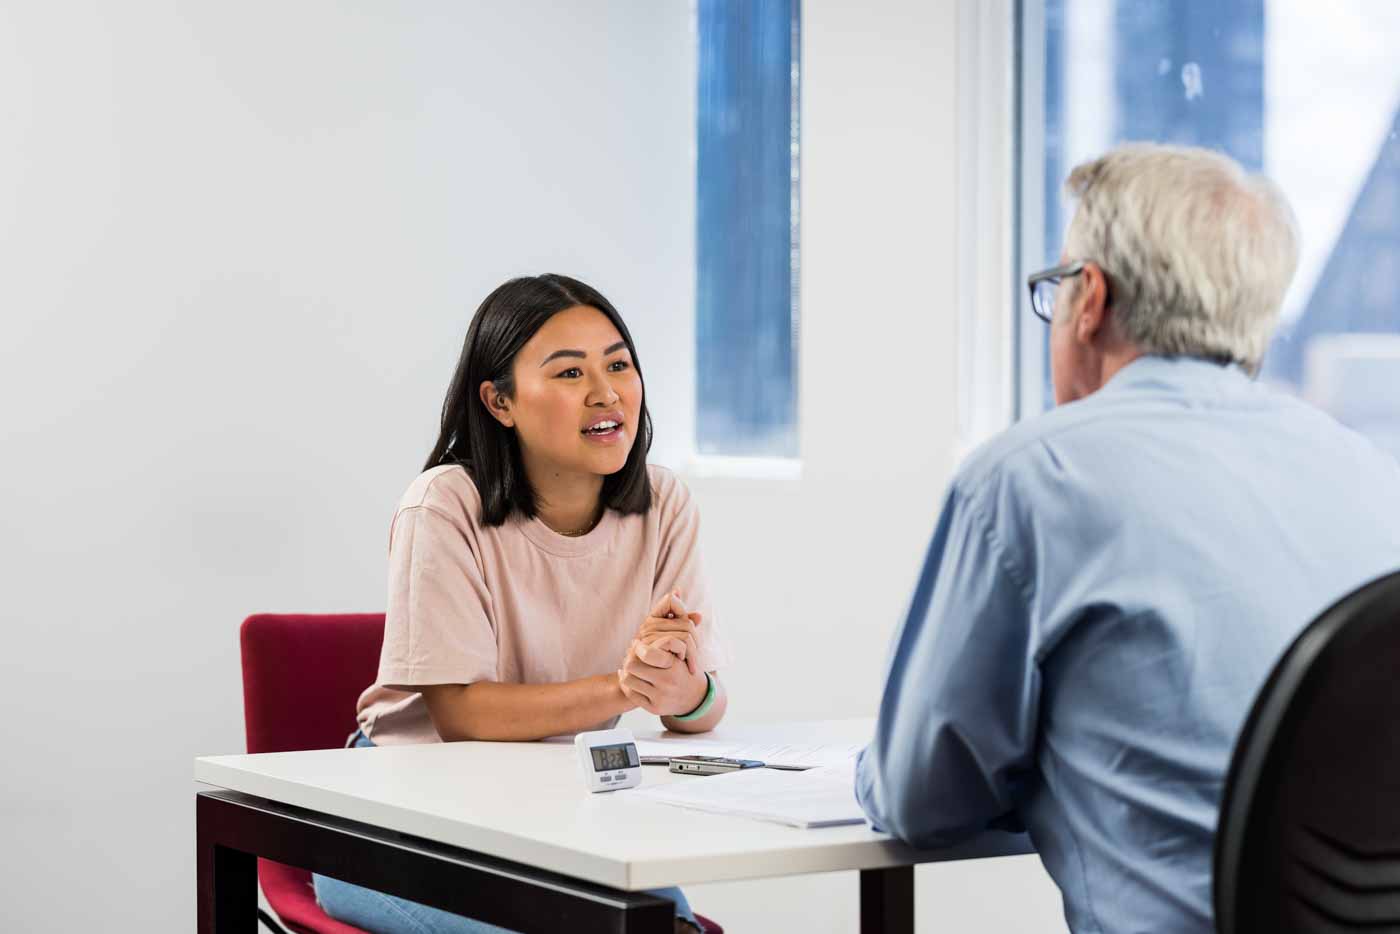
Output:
[586, 374, 620, 406]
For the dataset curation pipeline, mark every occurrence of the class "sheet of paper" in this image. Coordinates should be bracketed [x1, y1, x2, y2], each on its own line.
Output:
[635, 760, 866, 829]
[632, 737, 865, 770]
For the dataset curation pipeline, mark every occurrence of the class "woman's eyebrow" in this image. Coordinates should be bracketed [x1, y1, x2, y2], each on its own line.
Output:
[539, 341, 628, 367]
[539, 349, 584, 367]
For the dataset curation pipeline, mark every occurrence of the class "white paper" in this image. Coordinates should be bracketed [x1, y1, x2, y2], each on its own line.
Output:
[633, 737, 865, 770]
[635, 760, 867, 829]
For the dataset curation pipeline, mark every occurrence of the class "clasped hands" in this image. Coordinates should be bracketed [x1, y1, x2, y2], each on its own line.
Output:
[617, 592, 709, 717]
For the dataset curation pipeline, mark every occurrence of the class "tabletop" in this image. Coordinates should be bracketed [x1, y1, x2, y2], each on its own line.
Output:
[194, 718, 1032, 890]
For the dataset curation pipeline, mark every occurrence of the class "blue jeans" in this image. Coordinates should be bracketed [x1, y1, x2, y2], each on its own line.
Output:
[312, 732, 699, 933]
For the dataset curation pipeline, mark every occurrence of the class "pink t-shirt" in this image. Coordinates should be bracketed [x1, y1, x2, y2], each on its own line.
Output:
[356, 463, 730, 745]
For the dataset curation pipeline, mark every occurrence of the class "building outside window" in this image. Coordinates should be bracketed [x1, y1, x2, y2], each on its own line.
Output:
[1020, 0, 1400, 458]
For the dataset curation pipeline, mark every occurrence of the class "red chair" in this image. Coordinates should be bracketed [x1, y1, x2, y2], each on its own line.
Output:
[239, 612, 722, 934]
[241, 613, 384, 934]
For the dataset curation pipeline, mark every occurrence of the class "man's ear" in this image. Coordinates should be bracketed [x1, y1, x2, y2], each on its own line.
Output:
[479, 380, 514, 428]
[1073, 262, 1112, 344]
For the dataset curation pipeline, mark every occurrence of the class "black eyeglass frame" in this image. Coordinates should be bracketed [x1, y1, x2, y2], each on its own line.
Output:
[1026, 260, 1088, 323]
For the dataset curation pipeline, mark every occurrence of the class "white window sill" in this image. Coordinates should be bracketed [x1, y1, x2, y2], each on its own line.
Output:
[679, 454, 803, 482]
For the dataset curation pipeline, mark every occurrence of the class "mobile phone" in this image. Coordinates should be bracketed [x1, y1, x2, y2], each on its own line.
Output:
[668, 755, 766, 775]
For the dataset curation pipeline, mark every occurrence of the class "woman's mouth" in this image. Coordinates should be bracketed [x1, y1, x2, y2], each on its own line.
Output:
[581, 417, 625, 444]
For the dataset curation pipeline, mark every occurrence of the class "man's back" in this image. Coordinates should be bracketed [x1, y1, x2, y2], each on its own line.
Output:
[856, 355, 1400, 933]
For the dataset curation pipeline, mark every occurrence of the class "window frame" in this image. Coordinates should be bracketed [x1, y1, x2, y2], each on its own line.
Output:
[1012, 0, 1050, 421]
[954, 0, 1024, 456]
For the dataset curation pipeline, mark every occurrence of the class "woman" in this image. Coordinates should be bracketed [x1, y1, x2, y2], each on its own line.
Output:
[313, 274, 729, 934]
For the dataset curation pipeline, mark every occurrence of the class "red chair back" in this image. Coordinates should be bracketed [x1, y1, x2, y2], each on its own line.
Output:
[241, 613, 384, 756]
[240, 613, 385, 934]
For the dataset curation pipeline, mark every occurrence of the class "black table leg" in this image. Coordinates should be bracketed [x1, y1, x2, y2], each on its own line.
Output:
[198, 801, 258, 933]
[861, 866, 914, 934]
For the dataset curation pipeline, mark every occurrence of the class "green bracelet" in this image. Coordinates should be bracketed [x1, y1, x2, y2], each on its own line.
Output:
[671, 671, 716, 721]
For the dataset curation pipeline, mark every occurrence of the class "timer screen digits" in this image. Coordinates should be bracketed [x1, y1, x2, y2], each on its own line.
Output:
[589, 743, 639, 772]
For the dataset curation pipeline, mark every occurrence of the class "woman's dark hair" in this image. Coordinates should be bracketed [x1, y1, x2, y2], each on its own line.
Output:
[424, 274, 654, 525]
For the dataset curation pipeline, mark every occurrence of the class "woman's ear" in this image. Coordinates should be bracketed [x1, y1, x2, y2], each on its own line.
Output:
[478, 380, 514, 428]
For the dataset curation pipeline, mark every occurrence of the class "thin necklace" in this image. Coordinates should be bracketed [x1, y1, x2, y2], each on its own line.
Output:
[554, 508, 603, 537]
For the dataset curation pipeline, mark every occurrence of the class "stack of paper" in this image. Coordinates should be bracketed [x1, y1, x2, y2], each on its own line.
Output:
[632, 738, 864, 771]
[635, 761, 867, 829]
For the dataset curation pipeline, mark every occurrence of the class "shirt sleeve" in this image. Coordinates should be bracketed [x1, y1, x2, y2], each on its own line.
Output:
[855, 480, 1038, 848]
[652, 471, 732, 673]
[378, 504, 498, 689]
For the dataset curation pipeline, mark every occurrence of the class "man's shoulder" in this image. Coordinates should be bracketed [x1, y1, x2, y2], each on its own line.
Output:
[954, 395, 1116, 495]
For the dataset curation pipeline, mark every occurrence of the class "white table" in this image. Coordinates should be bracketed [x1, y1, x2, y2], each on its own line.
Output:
[195, 719, 1032, 933]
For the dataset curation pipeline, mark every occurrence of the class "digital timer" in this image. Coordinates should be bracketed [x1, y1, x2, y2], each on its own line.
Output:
[574, 727, 643, 793]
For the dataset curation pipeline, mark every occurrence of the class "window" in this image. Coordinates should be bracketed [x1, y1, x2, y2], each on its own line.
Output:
[1018, 0, 1400, 458]
[695, 0, 801, 458]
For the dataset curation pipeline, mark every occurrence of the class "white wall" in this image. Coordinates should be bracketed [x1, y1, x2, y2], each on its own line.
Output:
[0, 3, 696, 930]
[0, 1, 1064, 931]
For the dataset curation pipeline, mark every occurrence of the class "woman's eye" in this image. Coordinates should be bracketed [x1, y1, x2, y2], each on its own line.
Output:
[608, 360, 630, 372]
[558, 367, 582, 379]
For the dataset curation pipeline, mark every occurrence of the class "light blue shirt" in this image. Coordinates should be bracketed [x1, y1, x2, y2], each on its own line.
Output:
[855, 355, 1400, 933]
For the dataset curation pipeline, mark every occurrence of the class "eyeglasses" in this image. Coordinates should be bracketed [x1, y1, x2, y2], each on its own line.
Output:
[1027, 260, 1088, 324]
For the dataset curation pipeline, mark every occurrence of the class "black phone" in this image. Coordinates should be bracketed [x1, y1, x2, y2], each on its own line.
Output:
[668, 755, 766, 775]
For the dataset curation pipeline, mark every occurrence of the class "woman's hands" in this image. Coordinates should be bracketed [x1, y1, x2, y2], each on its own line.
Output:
[618, 592, 709, 716]
[632, 592, 703, 674]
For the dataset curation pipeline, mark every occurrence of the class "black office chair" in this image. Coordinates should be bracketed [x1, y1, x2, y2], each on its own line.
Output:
[1214, 568, 1400, 933]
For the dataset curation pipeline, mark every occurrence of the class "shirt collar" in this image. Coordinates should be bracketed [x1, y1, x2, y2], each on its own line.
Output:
[1099, 354, 1252, 397]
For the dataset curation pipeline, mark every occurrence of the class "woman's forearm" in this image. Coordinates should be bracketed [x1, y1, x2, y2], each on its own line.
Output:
[660, 672, 728, 734]
[421, 675, 636, 742]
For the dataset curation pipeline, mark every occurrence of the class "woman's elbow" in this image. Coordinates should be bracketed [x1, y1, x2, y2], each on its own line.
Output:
[420, 683, 487, 741]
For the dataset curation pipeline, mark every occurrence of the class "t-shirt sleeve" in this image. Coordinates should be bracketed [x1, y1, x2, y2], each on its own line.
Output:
[378, 504, 498, 689]
[653, 472, 732, 673]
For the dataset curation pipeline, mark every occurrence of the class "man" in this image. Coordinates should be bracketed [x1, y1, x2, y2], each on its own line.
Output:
[855, 144, 1400, 933]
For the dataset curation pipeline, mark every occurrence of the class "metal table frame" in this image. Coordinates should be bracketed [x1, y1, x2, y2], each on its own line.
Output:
[197, 790, 915, 933]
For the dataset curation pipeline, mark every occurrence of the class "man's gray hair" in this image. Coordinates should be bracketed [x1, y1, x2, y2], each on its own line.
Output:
[1063, 144, 1300, 373]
